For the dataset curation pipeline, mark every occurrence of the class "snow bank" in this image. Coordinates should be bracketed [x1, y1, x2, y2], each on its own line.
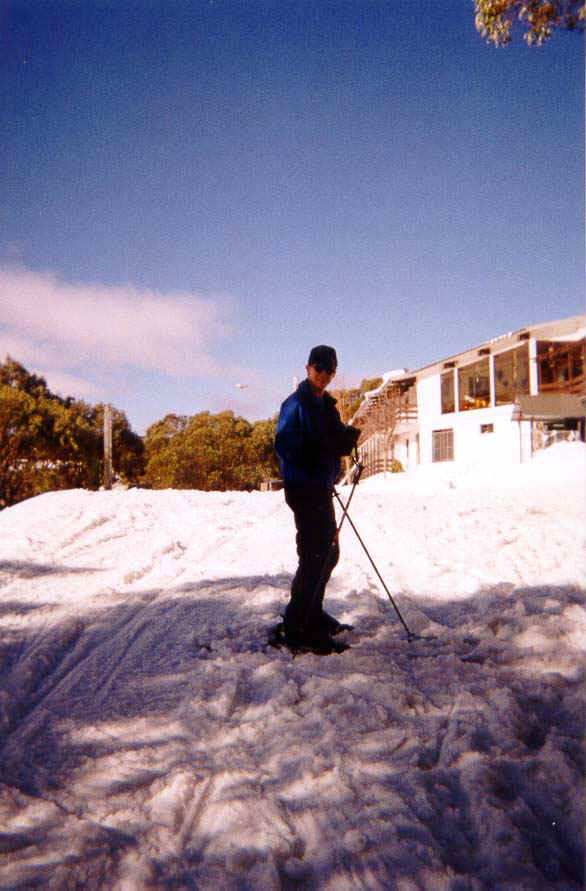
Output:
[0, 443, 584, 888]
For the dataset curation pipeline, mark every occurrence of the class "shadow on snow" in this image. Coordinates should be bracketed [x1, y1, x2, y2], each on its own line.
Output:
[0, 572, 584, 890]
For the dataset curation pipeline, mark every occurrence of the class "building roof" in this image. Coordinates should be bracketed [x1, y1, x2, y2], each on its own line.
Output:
[412, 314, 586, 381]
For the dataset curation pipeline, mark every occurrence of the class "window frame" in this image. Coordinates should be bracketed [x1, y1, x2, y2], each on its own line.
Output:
[440, 370, 455, 414]
[458, 358, 490, 411]
[494, 344, 530, 406]
[432, 428, 454, 462]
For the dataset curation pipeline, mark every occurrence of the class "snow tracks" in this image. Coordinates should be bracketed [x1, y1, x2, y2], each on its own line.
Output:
[0, 486, 584, 889]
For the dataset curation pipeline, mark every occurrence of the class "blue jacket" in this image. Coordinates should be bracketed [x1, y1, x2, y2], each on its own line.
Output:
[275, 379, 350, 495]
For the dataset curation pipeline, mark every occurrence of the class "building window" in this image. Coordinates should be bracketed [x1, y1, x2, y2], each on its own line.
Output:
[494, 344, 530, 405]
[480, 423, 494, 434]
[441, 370, 455, 413]
[432, 429, 454, 462]
[458, 358, 490, 411]
[538, 340, 585, 394]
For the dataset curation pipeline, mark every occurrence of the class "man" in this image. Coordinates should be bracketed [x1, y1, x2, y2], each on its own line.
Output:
[274, 345, 360, 653]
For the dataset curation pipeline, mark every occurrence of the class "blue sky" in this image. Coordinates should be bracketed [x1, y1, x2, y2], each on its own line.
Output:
[1, 1, 584, 433]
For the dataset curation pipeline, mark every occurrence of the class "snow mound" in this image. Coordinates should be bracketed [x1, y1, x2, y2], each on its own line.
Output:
[0, 461, 584, 888]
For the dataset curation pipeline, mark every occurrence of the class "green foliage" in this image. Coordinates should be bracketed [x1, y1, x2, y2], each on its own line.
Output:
[360, 377, 384, 392]
[0, 357, 144, 509]
[0, 357, 286, 503]
[143, 410, 279, 492]
[331, 377, 383, 423]
[474, 0, 585, 46]
[390, 458, 404, 473]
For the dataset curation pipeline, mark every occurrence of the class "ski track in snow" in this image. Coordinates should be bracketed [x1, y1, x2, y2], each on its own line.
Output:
[0, 443, 584, 889]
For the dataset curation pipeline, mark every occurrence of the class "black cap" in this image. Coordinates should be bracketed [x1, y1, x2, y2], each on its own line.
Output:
[307, 345, 337, 374]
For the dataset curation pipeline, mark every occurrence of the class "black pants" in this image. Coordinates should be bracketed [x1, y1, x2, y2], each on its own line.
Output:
[284, 489, 339, 633]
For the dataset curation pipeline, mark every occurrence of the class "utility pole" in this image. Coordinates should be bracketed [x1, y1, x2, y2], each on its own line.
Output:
[103, 404, 113, 490]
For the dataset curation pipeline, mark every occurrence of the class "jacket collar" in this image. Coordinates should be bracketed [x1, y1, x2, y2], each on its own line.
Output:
[298, 378, 336, 406]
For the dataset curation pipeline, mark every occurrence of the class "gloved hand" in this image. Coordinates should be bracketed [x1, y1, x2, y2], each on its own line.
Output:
[325, 425, 361, 456]
[340, 424, 361, 455]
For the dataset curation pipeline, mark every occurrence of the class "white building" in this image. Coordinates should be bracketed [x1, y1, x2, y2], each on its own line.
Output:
[353, 315, 586, 476]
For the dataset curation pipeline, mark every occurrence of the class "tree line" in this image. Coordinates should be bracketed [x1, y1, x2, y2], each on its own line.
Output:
[142, 411, 279, 493]
[0, 357, 281, 508]
[0, 358, 145, 509]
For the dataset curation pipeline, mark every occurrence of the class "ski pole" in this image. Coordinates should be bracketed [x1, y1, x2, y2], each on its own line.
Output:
[332, 489, 414, 641]
[333, 453, 364, 536]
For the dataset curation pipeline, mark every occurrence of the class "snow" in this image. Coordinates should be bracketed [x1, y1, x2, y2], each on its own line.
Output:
[0, 442, 584, 889]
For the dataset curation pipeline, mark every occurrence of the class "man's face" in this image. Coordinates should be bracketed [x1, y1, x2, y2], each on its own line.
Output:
[306, 363, 336, 396]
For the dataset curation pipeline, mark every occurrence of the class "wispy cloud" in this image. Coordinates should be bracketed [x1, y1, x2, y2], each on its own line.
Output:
[0, 266, 232, 396]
